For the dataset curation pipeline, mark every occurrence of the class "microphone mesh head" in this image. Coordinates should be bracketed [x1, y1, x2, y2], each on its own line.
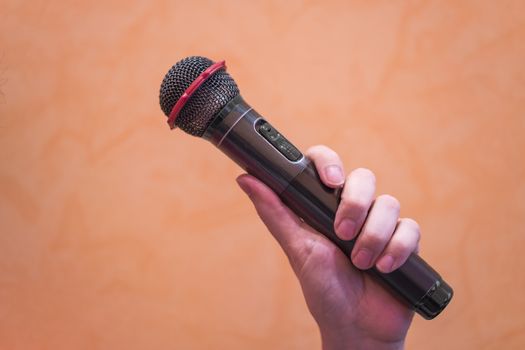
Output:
[159, 56, 239, 137]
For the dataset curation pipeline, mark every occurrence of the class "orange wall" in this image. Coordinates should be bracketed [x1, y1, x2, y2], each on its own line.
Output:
[1, 1, 524, 349]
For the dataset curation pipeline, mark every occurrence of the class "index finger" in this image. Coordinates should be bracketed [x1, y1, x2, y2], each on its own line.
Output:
[305, 145, 345, 188]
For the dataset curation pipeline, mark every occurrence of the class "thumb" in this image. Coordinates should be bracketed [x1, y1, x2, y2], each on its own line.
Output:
[236, 174, 313, 256]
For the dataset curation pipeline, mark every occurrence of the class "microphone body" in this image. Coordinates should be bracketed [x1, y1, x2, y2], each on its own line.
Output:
[204, 94, 452, 319]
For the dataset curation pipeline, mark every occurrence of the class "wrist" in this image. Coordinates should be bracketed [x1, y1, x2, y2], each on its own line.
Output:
[320, 328, 405, 350]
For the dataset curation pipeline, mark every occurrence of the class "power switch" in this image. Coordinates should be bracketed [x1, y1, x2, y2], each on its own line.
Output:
[258, 122, 302, 162]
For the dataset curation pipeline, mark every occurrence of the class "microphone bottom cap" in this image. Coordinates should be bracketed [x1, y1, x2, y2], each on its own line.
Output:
[415, 279, 453, 319]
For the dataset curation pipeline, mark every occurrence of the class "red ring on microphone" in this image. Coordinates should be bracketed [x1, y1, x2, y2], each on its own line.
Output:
[167, 60, 226, 129]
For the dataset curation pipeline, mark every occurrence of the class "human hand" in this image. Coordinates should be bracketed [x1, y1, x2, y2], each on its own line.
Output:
[236, 145, 420, 350]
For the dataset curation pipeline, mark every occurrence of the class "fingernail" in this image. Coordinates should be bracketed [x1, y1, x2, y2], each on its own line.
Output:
[236, 176, 252, 197]
[336, 219, 356, 240]
[353, 249, 373, 269]
[325, 165, 344, 185]
[377, 255, 395, 273]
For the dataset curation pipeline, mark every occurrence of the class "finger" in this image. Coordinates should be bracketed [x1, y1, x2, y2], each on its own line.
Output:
[236, 174, 310, 254]
[305, 145, 345, 188]
[376, 218, 421, 273]
[333, 168, 376, 241]
[351, 194, 400, 270]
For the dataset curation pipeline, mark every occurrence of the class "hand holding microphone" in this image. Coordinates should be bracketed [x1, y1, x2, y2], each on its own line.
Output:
[158, 57, 453, 335]
[236, 148, 418, 349]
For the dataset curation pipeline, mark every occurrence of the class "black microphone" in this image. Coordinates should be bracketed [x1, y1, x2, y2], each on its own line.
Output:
[158, 56, 453, 319]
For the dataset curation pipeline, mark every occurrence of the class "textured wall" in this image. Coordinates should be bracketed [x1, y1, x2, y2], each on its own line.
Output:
[1, 1, 524, 349]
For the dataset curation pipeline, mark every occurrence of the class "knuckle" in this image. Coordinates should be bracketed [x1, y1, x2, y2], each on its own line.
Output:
[339, 195, 369, 214]
[402, 217, 420, 232]
[351, 167, 376, 183]
[305, 145, 321, 155]
[391, 239, 412, 255]
[377, 194, 400, 212]
[305, 145, 337, 159]
[360, 230, 385, 249]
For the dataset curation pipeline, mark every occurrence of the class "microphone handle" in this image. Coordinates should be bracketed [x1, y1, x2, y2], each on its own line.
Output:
[280, 162, 452, 319]
[204, 95, 453, 319]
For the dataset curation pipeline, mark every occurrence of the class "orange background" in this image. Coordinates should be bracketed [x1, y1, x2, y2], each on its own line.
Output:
[1, 1, 524, 349]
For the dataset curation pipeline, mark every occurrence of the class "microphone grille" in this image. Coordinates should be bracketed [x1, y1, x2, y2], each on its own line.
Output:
[159, 56, 239, 137]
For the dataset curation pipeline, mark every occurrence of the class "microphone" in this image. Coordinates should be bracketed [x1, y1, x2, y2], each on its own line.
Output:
[158, 56, 453, 319]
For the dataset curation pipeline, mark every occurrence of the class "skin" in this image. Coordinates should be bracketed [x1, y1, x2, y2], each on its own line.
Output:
[236, 145, 420, 350]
